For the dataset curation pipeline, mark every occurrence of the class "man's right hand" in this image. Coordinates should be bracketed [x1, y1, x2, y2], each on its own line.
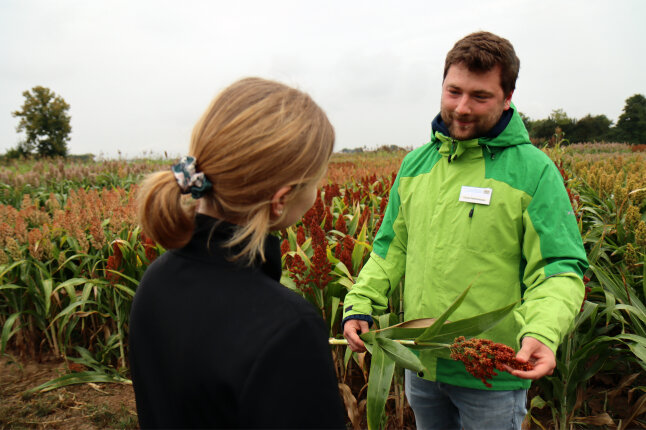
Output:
[343, 319, 370, 352]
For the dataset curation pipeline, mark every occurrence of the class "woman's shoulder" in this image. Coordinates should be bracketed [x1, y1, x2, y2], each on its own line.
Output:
[255, 276, 324, 323]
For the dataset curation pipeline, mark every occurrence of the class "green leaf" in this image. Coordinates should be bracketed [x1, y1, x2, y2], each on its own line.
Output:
[334, 261, 353, 280]
[344, 344, 353, 370]
[348, 204, 360, 236]
[53, 278, 88, 301]
[0, 261, 26, 278]
[0, 284, 24, 292]
[415, 283, 473, 343]
[42, 278, 53, 316]
[328, 296, 341, 335]
[23, 371, 131, 396]
[366, 345, 395, 430]
[529, 394, 547, 410]
[337, 277, 355, 290]
[48, 300, 99, 327]
[106, 270, 140, 288]
[1, 312, 22, 354]
[376, 314, 392, 330]
[112, 282, 136, 298]
[360, 330, 377, 345]
[367, 298, 515, 346]
[53, 278, 88, 293]
[376, 337, 425, 372]
[351, 223, 371, 273]
[416, 300, 518, 344]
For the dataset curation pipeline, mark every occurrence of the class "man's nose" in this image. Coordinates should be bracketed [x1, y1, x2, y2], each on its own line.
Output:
[455, 96, 471, 115]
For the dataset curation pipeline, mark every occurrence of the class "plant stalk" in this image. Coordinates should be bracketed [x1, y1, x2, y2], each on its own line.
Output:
[329, 338, 449, 348]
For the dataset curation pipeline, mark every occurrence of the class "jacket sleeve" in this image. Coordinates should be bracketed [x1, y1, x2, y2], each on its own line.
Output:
[515, 160, 588, 353]
[342, 166, 408, 322]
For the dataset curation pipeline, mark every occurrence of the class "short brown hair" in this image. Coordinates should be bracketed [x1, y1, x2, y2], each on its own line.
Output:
[137, 77, 334, 263]
[443, 31, 520, 97]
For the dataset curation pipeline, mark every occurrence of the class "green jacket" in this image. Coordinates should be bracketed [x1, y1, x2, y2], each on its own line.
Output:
[343, 105, 588, 390]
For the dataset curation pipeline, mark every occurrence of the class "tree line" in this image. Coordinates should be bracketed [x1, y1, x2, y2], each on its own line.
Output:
[521, 94, 646, 145]
[4, 88, 646, 160]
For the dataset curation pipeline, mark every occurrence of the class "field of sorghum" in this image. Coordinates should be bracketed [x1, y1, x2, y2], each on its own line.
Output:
[0, 145, 645, 429]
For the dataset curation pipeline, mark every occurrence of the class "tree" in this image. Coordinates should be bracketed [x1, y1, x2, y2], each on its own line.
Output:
[518, 111, 532, 131]
[12, 86, 71, 157]
[614, 94, 646, 144]
[549, 108, 576, 138]
[529, 118, 558, 140]
[568, 114, 612, 143]
[527, 109, 575, 142]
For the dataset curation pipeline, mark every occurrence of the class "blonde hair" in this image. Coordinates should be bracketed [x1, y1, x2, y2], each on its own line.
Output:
[137, 78, 334, 264]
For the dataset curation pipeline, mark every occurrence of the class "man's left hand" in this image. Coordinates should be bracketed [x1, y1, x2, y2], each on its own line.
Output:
[505, 336, 556, 380]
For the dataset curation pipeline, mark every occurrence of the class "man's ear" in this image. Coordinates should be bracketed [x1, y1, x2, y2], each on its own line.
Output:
[504, 90, 514, 110]
[271, 186, 292, 218]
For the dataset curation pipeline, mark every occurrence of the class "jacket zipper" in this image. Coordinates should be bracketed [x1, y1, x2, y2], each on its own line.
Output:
[448, 140, 457, 163]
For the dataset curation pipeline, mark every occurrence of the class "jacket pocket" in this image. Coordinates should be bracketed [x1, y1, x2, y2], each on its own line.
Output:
[466, 200, 522, 258]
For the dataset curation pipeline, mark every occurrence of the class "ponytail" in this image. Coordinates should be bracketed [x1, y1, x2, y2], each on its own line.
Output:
[137, 170, 196, 250]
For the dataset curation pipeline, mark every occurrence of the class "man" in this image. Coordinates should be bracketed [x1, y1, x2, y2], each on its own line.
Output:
[342, 31, 588, 430]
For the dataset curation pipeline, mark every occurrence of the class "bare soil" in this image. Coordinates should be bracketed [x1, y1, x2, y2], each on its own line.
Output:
[0, 355, 137, 430]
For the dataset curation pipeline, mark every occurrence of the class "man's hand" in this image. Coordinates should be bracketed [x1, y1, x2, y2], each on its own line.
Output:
[506, 336, 556, 380]
[343, 319, 369, 353]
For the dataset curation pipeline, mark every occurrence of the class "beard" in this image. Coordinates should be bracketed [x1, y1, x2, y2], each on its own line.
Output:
[441, 104, 505, 141]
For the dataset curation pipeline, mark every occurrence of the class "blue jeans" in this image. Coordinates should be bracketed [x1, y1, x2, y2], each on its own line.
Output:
[405, 370, 528, 430]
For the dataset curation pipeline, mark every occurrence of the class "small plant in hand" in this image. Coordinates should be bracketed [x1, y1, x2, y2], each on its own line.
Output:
[449, 336, 533, 387]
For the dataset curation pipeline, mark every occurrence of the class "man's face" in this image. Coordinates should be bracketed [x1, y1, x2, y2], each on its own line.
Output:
[440, 63, 513, 140]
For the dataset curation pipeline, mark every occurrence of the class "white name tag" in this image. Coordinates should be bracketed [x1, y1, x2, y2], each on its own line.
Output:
[459, 186, 492, 205]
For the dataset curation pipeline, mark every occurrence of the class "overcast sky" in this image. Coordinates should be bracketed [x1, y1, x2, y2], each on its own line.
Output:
[1, 0, 645, 158]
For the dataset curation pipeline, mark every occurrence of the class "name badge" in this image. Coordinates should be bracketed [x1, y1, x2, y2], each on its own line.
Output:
[459, 186, 492, 205]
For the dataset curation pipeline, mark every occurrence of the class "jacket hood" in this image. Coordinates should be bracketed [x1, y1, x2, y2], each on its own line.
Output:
[431, 102, 530, 149]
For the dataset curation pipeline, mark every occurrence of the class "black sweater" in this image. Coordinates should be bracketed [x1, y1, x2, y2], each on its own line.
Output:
[129, 215, 345, 428]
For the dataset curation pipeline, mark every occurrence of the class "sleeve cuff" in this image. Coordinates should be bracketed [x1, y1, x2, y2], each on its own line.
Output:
[341, 314, 373, 329]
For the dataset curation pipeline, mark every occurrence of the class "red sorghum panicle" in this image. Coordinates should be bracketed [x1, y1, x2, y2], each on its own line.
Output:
[141, 234, 158, 262]
[379, 196, 389, 214]
[307, 224, 332, 289]
[324, 206, 334, 232]
[303, 194, 325, 228]
[280, 238, 293, 267]
[106, 242, 124, 284]
[374, 213, 385, 236]
[308, 242, 332, 289]
[323, 183, 341, 206]
[335, 235, 355, 275]
[288, 254, 311, 294]
[310, 224, 326, 248]
[296, 225, 306, 246]
[358, 208, 370, 230]
[106, 255, 121, 284]
[343, 192, 351, 207]
[280, 239, 290, 256]
[334, 213, 347, 234]
[449, 336, 533, 388]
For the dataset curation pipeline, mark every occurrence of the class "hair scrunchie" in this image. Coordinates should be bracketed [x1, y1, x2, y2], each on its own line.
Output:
[171, 156, 213, 199]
